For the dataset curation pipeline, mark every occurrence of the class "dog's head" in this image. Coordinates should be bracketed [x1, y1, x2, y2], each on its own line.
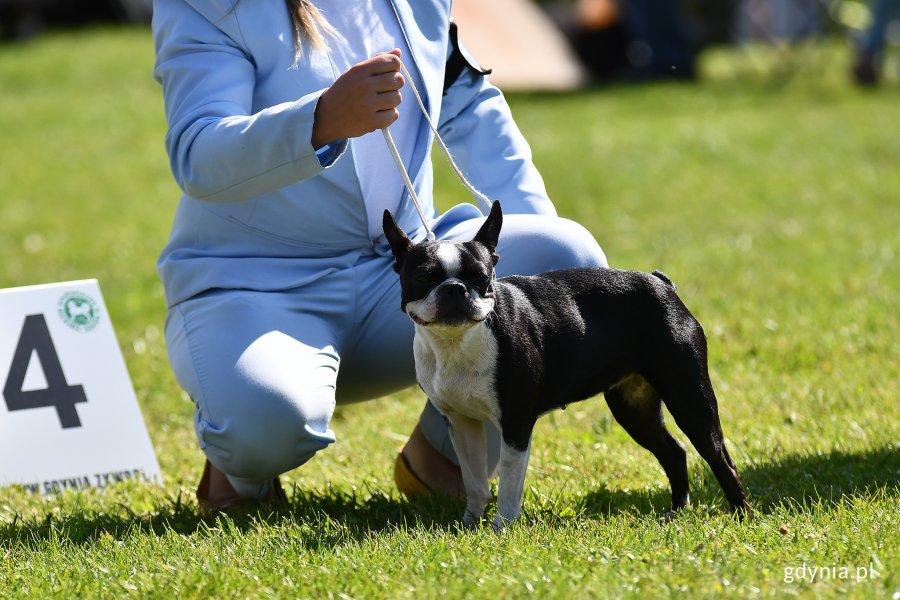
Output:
[383, 201, 502, 328]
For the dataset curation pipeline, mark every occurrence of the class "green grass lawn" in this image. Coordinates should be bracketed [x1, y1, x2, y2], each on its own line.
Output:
[1, 28, 897, 598]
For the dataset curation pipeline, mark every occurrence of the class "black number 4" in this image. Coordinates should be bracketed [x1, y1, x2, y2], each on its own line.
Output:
[4, 314, 87, 429]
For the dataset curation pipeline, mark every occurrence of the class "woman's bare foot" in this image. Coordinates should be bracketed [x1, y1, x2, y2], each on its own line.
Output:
[397, 424, 463, 498]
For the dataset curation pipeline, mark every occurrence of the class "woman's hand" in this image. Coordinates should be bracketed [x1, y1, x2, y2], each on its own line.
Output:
[312, 48, 404, 149]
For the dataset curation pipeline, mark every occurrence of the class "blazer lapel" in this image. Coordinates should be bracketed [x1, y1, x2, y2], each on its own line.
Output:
[387, 0, 450, 123]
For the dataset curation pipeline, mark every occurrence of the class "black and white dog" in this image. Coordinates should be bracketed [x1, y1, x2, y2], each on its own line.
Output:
[384, 202, 750, 530]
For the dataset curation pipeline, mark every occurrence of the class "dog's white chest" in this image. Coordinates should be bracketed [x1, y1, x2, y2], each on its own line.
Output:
[414, 324, 500, 424]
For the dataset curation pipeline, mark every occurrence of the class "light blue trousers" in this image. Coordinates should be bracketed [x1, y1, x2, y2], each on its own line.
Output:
[165, 213, 608, 494]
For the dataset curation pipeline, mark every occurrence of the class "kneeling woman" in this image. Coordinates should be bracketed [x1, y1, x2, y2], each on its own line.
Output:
[152, 0, 608, 513]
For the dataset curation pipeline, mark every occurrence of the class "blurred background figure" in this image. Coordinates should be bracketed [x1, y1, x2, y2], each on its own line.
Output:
[853, 0, 900, 85]
[735, 0, 821, 41]
[613, 0, 699, 80]
[0, 0, 150, 40]
[557, 0, 731, 83]
[566, 0, 632, 81]
[569, 0, 698, 81]
[4, 0, 895, 88]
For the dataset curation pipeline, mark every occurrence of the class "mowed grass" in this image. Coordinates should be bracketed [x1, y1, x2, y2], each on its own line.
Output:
[0, 28, 897, 598]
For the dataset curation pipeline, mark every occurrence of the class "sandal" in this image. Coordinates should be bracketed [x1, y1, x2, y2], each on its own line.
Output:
[393, 452, 434, 499]
[196, 459, 288, 517]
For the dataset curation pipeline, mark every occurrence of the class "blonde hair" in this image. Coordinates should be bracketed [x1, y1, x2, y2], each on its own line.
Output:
[231, 0, 332, 61]
[284, 0, 334, 60]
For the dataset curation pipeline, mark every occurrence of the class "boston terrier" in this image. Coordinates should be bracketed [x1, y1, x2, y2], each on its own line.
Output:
[383, 202, 750, 530]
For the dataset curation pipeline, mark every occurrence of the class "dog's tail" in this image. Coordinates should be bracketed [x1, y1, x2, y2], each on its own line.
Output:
[651, 270, 677, 291]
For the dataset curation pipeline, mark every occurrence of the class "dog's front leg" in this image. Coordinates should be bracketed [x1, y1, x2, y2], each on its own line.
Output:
[446, 413, 491, 527]
[494, 439, 532, 532]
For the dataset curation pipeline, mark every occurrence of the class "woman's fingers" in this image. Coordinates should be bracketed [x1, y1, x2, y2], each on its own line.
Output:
[370, 70, 404, 93]
[311, 49, 407, 147]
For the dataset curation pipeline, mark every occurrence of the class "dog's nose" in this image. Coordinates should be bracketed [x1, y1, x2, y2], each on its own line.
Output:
[438, 280, 468, 299]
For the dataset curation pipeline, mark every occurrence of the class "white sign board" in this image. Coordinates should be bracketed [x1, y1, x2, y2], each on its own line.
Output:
[0, 280, 161, 493]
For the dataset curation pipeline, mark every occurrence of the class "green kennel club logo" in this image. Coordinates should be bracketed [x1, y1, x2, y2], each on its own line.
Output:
[58, 291, 100, 332]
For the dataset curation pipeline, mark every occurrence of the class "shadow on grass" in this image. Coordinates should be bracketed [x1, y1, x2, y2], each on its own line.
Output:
[577, 444, 899, 517]
[0, 485, 464, 549]
[741, 443, 899, 511]
[2, 445, 896, 547]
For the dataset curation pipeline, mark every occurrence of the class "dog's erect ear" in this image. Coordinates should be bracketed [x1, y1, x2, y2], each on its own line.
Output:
[383, 209, 412, 271]
[473, 201, 502, 264]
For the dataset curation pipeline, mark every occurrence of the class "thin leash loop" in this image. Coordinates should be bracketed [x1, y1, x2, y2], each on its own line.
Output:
[396, 61, 493, 211]
[381, 127, 435, 241]
[381, 59, 493, 241]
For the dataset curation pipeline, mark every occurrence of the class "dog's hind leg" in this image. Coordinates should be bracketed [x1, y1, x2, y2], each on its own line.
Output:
[650, 337, 751, 517]
[446, 413, 492, 526]
[666, 393, 749, 516]
[604, 377, 690, 510]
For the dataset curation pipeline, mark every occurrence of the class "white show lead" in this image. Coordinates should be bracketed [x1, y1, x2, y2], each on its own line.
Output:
[381, 60, 494, 241]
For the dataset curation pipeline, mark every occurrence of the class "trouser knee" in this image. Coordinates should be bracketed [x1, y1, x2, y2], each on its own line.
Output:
[196, 387, 336, 482]
[496, 216, 608, 276]
[533, 217, 609, 270]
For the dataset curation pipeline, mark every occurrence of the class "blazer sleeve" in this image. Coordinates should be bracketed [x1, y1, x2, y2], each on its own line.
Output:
[152, 0, 346, 203]
[436, 54, 557, 217]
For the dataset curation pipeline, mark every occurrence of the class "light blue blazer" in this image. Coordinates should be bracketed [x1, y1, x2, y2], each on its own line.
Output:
[152, 0, 556, 308]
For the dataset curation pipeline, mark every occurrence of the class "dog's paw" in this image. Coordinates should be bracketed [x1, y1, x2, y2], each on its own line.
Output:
[658, 510, 678, 524]
[733, 504, 754, 523]
[461, 508, 483, 529]
[491, 514, 516, 533]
